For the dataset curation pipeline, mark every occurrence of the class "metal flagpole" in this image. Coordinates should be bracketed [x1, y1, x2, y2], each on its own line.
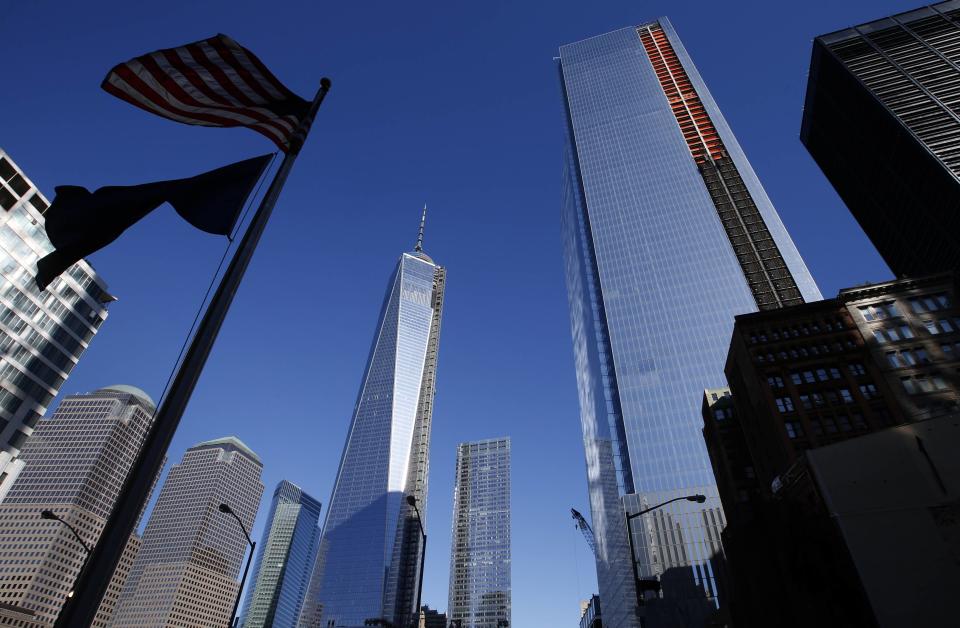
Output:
[54, 78, 332, 628]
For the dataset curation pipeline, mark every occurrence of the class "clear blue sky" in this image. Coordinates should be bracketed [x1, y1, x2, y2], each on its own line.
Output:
[3, 1, 915, 625]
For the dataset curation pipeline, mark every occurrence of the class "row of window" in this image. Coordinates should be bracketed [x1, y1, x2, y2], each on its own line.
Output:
[748, 316, 849, 344]
[775, 384, 878, 414]
[766, 363, 867, 390]
[755, 339, 858, 364]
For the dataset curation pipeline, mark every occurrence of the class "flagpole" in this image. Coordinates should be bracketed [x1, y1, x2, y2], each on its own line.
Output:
[54, 77, 331, 628]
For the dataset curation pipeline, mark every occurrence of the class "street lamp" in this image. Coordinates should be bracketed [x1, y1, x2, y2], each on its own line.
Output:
[218, 503, 256, 628]
[405, 495, 427, 628]
[624, 494, 707, 609]
[41, 510, 92, 599]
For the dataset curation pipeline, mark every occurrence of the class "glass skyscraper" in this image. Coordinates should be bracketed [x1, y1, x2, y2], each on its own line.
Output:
[447, 438, 511, 628]
[300, 219, 446, 628]
[0, 149, 112, 500]
[240, 480, 322, 628]
[110, 436, 265, 628]
[559, 19, 820, 628]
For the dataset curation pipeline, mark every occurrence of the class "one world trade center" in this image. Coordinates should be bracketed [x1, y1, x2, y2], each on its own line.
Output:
[300, 212, 445, 628]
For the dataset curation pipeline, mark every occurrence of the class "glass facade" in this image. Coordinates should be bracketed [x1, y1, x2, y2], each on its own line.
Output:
[0, 150, 112, 500]
[559, 19, 820, 628]
[111, 437, 265, 627]
[240, 480, 322, 628]
[447, 438, 511, 628]
[0, 386, 155, 624]
[300, 244, 445, 628]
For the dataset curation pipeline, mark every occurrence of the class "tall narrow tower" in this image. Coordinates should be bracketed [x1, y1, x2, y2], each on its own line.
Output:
[559, 18, 820, 628]
[239, 481, 322, 628]
[447, 438, 511, 628]
[301, 212, 446, 628]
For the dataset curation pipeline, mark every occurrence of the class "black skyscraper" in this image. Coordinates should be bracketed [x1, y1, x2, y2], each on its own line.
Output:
[802, 1, 960, 277]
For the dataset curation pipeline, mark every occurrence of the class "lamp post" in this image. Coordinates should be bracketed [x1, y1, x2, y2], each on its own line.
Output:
[41, 510, 91, 600]
[405, 495, 427, 628]
[624, 494, 707, 609]
[218, 503, 256, 628]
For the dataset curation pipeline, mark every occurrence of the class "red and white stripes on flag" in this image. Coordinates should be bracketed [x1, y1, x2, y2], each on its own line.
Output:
[102, 34, 309, 151]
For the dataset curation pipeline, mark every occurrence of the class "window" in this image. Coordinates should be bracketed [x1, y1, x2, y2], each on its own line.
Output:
[803, 371, 815, 384]
[916, 348, 930, 364]
[940, 319, 955, 334]
[848, 363, 866, 376]
[822, 417, 838, 434]
[0, 187, 14, 211]
[784, 421, 803, 439]
[917, 377, 934, 393]
[790, 372, 802, 385]
[775, 397, 795, 413]
[902, 377, 917, 394]
[837, 414, 852, 432]
[900, 325, 915, 339]
[767, 376, 784, 389]
[933, 375, 948, 390]
[860, 383, 878, 399]
[799, 394, 812, 410]
[887, 351, 903, 368]
[859, 302, 899, 321]
[852, 412, 867, 429]
[909, 293, 950, 313]
[812, 392, 825, 407]
[816, 368, 829, 382]
[925, 320, 942, 335]
[27, 193, 47, 213]
[840, 388, 854, 404]
[826, 390, 839, 405]
[830, 367, 842, 380]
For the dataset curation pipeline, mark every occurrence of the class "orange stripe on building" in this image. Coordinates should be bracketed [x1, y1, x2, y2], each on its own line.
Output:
[638, 25, 725, 164]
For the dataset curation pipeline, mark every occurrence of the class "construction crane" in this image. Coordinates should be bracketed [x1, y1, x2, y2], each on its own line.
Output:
[571, 508, 597, 557]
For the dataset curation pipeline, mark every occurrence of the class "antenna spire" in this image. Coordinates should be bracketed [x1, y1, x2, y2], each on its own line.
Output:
[415, 204, 426, 252]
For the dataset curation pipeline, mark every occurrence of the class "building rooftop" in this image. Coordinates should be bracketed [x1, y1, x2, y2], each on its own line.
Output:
[98, 385, 156, 411]
[190, 436, 261, 464]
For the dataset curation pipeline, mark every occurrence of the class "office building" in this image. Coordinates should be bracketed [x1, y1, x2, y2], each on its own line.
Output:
[92, 533, 142, 627]
[239, 481, 321, 628]
[579, 595, 601, 628]
[447, 438, 511, 628]
[802, 1, 960, 277]
[0, 150, 112, 500]
[709, 272, 960, 627]
[558, 17, 820, 627]
[110, 437, 264, 628]
[719, 272, 960, 501]
[300, 216, 446, 628]
[0, 386, 155, 625]
[419, 606, 448, 628]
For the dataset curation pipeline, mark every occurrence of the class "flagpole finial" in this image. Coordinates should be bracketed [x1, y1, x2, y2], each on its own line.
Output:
[415, 204, 427, 252]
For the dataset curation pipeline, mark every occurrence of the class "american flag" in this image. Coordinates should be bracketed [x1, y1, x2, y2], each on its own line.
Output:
[102, 34, 309, 151]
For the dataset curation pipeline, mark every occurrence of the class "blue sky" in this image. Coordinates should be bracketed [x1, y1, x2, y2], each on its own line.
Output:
[3, 0, 917, 625]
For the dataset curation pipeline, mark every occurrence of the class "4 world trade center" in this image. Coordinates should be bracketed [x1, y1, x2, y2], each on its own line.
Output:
[559, 17, 819, 628]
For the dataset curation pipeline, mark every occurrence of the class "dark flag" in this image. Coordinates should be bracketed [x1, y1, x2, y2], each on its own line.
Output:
[35, 154, 271, 290]
[102, 34, 309, 151]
